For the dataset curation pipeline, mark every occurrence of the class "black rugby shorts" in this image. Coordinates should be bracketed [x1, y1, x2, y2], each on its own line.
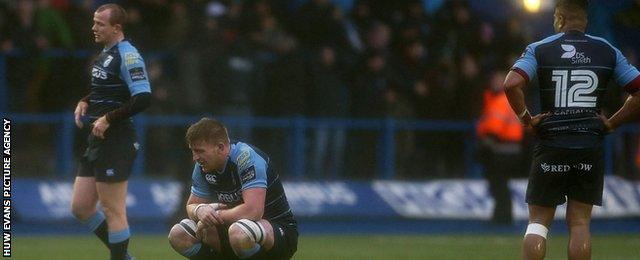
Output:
[526, 144, 604, 207]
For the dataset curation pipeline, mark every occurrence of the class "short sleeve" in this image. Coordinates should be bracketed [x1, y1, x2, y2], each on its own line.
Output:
[612, 47, 640, 94]
[234, 146, 267, 190]
[118, 47, 151, 96]
[512, 44, 538, 82]
[190, 164, 211, 198]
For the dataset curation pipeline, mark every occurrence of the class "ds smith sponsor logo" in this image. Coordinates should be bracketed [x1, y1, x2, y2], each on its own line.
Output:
[561, 44, 591, 64]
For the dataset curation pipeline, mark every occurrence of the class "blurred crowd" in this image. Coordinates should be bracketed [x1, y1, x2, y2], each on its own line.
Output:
[2, 0, 640, 179]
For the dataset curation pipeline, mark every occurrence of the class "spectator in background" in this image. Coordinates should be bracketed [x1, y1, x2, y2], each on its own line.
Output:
[0, 2, 10, 48]
[430, 0, 478, 64]
[349, 0, 373, 43]
[454, 53, 482, 119]
[331, 5, 365, 56]
[259, 35, 309, 176]
[163, 1, 190, 51]
[292, 0, 341, 49]
[34, 0, 74, 49]
[503, 17, 529, 57]
[424, 56, 457, 177]
[476, 70, 523, 225]
[395, 39, 427, 98]
[121, 6, 150, 51]
[365, 21, 392, 54]
[383, 85, 416, 178]
[349, 51, 396, 178]
[4, 0, 38, 112]
[66, 0, 95, 49]
[3, 0, 74, 112]
[308, 46, 349, 179]
[475, 22, 499, 72]
[208, 31, 266, 141]
[410, 70, 442, 178]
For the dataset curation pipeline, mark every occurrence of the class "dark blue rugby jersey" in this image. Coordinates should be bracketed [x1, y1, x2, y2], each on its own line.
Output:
[191, 142, 296, 225]
[512, 30, 640, 148]
[88, 40, 151, 122]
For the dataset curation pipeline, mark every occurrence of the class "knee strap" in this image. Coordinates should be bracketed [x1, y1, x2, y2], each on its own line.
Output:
[178, 219, 198, 239]
[233, 219, 265, 244]
[525, 223, 549, 239]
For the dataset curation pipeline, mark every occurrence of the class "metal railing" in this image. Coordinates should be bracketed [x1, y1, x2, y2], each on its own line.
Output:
[4, 112, 636, 179]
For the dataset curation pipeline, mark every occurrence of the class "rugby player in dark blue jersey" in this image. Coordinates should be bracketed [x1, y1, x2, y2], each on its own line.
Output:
[70, 4, 151, 260]
[504, 0, 640, 259]
[168, 118, 298, 260]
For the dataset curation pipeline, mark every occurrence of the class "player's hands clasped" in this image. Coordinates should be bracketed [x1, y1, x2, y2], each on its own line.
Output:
[92, 116, 110, 139]
[74, 101, 88, 128]
[195, 203, 226, 227]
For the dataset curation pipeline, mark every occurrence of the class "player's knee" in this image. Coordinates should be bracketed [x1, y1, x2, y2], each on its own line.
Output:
[524, 223, 549, 240]
[566, 216, 590, 228]
[523, 223, 548, 258]
[568, 240, 591, 258]
[100, 203, 125, 219]
[229, 219, 265, 247]
[70, 201, 94, 220]
[168, 219, 199, 254]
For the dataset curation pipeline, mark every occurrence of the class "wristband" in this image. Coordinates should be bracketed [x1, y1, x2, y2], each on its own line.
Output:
[193, 204, 207, 220]
[518, 109, 529, 119]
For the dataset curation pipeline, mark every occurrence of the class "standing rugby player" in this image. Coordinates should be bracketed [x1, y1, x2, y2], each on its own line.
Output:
[504, 0, 640, 259]
[70, 4, 151, 260]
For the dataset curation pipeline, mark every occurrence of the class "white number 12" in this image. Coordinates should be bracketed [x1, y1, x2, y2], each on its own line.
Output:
[552, 69, 598, 108]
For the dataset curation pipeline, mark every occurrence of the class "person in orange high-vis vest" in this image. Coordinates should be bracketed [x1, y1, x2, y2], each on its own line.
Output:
[477, 71, 524, 225]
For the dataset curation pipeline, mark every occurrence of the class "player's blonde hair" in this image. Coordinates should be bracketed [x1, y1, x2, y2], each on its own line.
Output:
[185, 118, 230, 146]
[96, 3, 128, 28]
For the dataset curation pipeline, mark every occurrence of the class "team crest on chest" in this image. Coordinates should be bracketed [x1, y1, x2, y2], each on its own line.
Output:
[205, 174, 217, 184]
[103, 55, 114, 67]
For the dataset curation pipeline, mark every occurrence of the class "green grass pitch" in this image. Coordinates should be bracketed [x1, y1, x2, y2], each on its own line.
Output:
[13, 234, 640, 259]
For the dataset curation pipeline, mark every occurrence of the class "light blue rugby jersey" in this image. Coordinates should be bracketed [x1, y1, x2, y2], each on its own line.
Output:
[87, 40, 151, 121]
[191, 142, 296, 224]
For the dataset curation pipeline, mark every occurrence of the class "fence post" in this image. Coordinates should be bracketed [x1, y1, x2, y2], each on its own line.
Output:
[133, 115, 147, 176]
[58, 113, 75, 176]
[464, 127, 479, 178]
[291, 116, 306, 180]
[379, 118, 396, 179]
[0, 54, 6, 113]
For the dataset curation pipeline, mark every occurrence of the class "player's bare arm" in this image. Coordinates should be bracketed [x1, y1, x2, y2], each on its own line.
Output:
[217, 187, 266, 223]
[605, 91, 640, 132]
[503, 70, 548, 127]
[186, 194, 225, 227]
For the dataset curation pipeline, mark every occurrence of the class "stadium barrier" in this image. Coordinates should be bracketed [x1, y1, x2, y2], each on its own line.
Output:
[14, 176, 640, 223]
[4, 113, 636, 179]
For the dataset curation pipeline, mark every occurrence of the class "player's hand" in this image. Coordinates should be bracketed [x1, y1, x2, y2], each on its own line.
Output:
[529, 112, 550, 127]
[92, 116, 110, 139]
[599, 114, 614, 134]
[74, 101, 88, 128]
[195, 221, 209, 241]
[196, 203, 225, 227]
